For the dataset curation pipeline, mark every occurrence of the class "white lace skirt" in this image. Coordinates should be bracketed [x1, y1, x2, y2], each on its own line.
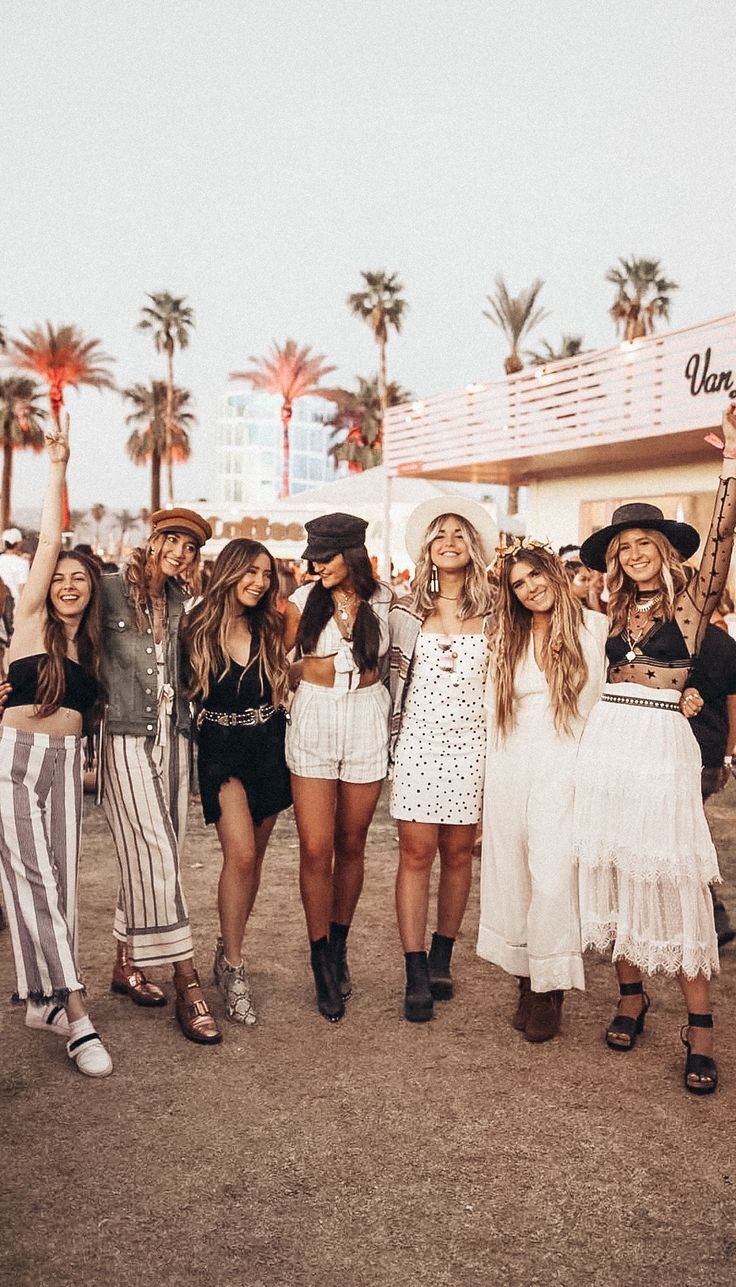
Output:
[573, 683, 720, 979]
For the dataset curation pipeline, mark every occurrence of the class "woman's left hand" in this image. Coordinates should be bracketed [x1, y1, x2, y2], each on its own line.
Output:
[680, 687, 704, 719]
[705, 404, 736, 459]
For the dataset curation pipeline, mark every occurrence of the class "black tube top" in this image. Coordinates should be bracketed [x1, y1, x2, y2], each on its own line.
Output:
[5, 653, 99, 714]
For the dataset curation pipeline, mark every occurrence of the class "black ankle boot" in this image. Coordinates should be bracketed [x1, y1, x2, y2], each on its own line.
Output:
[427, 932, 455, 1001]
[329, 921, 352, 1000]
[310, 937, 344, 1023]
[404, 951, 433, 1023]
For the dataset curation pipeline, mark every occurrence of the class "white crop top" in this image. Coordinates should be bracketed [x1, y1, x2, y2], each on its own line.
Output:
[290, 580, 392, 690]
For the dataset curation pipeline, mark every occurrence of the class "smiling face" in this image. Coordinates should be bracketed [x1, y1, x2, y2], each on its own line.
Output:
[49, 557, 93, 621]
[158, 531, 199, 580]
[428, 515, 471, 573]
[615, 528, 663, 591]
[312, 551, 350, 591]
[234, 552, 273, 609]
[509, 557, 556, 616]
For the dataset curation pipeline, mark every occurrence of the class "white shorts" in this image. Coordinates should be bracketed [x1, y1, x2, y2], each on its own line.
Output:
[286, 681, 390, 783]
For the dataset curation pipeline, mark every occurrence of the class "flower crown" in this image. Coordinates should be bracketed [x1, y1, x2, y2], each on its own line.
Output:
[488, 536, 553, 580]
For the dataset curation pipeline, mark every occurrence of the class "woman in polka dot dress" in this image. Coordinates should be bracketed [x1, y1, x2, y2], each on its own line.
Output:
[388, 498, 496, 1021]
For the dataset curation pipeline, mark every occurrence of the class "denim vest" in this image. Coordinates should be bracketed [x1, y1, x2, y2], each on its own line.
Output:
[101, 572, 190, 737]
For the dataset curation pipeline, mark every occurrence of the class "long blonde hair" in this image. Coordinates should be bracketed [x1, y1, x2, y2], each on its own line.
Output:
[125, 532, 202, 631]
[605, 528, 687, 635]
[489, 547, 587, 736]
[409, 513, 494, 620]
[185, 539, 289, 707]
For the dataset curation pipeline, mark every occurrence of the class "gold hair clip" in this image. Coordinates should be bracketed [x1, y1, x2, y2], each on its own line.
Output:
[488, 537, 552, 579]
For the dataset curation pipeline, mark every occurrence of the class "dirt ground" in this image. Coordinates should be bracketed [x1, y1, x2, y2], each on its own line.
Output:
[1, 780, 735, 1287]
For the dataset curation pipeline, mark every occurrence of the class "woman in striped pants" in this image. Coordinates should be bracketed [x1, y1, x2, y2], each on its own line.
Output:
[0, 415, 112, 1077]
[100, 508, 221, 1045]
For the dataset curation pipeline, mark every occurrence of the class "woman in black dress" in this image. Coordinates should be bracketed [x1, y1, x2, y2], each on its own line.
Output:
[185, 539, 291, 1025]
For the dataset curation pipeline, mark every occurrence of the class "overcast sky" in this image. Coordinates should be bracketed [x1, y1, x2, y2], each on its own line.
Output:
[2, 0, 735, 516]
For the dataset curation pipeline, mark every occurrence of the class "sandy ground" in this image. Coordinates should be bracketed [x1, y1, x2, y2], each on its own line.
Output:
[1, 782, 735, 1287]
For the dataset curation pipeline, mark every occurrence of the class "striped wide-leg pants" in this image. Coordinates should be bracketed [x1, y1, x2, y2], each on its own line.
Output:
[0, 726, 84, 1003]
[101, 731, 194, 967]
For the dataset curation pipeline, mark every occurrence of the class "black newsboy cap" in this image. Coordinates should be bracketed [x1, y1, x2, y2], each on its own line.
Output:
[302, 512, 369, 561]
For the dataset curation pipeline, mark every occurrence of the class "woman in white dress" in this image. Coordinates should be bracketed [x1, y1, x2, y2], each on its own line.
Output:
[389, 498, 496, 1021]
[477, 540, 608, 1042]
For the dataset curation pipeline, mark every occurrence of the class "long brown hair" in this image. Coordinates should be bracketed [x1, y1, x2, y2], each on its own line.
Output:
[605, 529, 687, 635]
[488, 547, 587, 736]
[409, 513, 494, 620]
[185, 539, 289, 707]
[35, 551, 105, 726]
[125, 531, 202, 631]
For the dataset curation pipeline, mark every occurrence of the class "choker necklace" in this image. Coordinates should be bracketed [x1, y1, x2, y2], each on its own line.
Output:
[437, 594, 459, 601]
[632, 592, 663, 615]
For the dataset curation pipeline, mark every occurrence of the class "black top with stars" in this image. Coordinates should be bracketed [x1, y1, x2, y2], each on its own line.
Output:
[606, 473, 736, 693]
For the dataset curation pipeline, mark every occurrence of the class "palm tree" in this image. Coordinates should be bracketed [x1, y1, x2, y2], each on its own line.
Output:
[321, 375, 412, 472]
[0, 377, 47, 529]
[606, 257, 679, 341]
[483, 276, 548, 375]
[347, 271, 407, 427]
[231, 339, 336, 498]
[526, 334, 586, 366]
[123, 380, 194, 512]
[4, 322, 115, 527]
[137, 293, 195, 504]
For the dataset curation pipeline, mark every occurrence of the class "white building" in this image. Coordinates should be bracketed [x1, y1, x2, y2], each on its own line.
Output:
[216, 388, 338, 505]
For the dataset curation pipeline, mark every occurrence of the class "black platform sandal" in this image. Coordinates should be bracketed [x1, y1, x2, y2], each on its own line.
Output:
[605, 980, 650, 1051]
[681, 1013, 718, 1096]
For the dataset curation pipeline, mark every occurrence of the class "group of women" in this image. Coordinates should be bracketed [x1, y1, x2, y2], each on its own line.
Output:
[1, 405, 734, 1098]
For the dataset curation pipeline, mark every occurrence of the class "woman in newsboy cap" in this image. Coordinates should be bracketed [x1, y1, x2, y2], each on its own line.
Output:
[284, 512, 393, 1023]
[99, 507, 222, 1046]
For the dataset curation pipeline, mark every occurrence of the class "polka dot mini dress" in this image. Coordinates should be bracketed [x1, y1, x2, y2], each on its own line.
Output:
[390, 631, 489, 824]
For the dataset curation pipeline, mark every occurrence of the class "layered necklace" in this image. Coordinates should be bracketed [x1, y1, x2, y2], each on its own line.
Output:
[333, 589, 358, 639]
[622, 591, 663, 662]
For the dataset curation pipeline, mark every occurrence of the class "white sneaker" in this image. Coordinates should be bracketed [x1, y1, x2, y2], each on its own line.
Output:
[67, 1030, 113, 1078]
[25, 1002, 71, 1035]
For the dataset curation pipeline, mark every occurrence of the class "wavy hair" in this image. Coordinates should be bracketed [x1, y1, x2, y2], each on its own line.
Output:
[125, 531, 202, 631]
[295, 546, 381, 673]
[605, 529, 687, 636]
[488, 546, 587, 736]
[185, 539, 289, 707]
[35, 551, 105, 729]
[409, 513, 494, 620]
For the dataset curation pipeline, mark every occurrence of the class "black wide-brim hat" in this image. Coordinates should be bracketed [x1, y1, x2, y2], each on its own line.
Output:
[580, 502, 700, 573]
[302, 511, 369, 562]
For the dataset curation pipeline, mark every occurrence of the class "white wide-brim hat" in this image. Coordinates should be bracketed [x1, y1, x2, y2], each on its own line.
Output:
[404, 496, 499, 565]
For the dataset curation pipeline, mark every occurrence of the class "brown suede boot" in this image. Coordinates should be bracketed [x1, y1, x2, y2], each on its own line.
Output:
[512, 977, 532, 1031]
[525, 990, 563, 1043]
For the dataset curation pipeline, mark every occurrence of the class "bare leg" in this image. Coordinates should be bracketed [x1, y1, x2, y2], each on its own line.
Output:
[332, 779, 383, 926]
[678, 971, 715, 1058]
[291, 775, 338, 940]
[395, 821, 440, 952]
[65, 989, 87, 1023]
[436, 823, 477, 938]
[611, 958, 646, 1023]
[215, 779, 277, 964]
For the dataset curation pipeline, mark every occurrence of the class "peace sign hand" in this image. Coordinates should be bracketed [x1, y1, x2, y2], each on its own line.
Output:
[45, 412, 70, 465]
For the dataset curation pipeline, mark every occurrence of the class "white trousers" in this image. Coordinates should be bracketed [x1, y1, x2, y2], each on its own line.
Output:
[0, 727, 84, 1002]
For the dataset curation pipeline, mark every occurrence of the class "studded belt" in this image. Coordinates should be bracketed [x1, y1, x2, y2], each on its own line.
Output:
[601, 692, 681, 712]
[202, 704, 276, 727]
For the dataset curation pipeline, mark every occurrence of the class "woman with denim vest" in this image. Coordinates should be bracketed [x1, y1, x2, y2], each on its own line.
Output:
[100, 508, 221, 1045]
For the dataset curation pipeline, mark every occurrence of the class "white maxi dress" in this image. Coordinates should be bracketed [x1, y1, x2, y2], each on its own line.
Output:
[477, 609, 608, 992]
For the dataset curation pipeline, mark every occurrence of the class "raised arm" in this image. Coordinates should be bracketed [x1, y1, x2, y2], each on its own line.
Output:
[18, 415, 70, 618]
[681, 405, 736, 657]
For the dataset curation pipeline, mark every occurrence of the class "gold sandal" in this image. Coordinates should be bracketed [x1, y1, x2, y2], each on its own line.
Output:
[174, 969, 222, 1045]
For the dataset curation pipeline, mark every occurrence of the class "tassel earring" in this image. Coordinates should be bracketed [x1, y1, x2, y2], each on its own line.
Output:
[430, 564, 439, 594]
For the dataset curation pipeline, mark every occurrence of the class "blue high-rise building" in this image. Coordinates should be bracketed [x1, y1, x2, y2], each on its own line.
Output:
[216, 388, 338, 504]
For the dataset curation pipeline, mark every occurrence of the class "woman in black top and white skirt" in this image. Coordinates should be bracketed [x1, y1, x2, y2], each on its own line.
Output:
[185, 539, 291, 1025]
[574, 405, 736, 1094]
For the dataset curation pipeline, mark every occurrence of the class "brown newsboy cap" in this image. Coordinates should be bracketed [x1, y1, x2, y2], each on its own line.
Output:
[302, 512, 368, 562]
[150, 508, 212, 548]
